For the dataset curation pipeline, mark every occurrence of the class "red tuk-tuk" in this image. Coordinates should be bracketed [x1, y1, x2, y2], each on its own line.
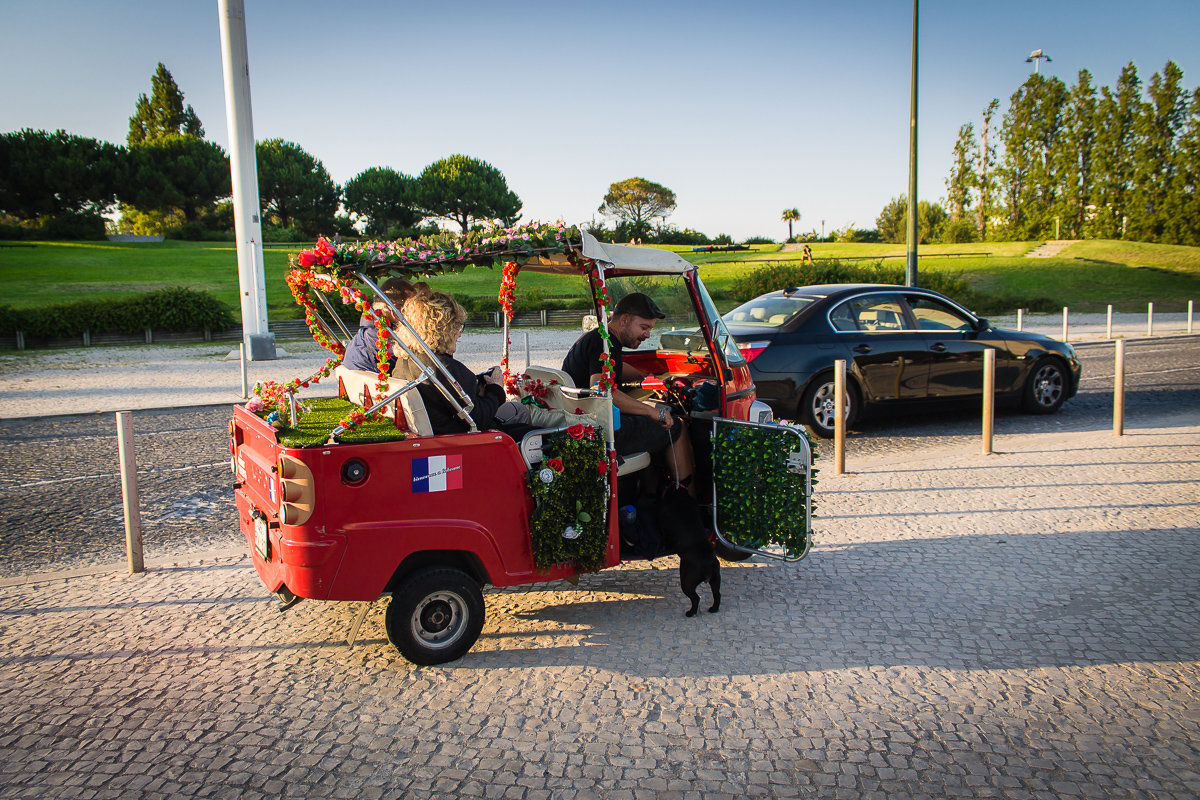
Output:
[231, 223, 813, 664]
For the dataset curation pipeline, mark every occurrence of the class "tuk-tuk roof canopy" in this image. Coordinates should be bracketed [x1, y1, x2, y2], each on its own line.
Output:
[295, 222, 695, 280]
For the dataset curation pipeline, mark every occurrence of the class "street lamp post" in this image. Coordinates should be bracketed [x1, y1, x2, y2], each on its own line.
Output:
[1026, 49, 1052, 74]
[905, 0, 919, 287]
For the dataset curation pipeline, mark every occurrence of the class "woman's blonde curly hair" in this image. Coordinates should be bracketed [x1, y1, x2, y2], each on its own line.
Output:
[392, 289, 466, 367]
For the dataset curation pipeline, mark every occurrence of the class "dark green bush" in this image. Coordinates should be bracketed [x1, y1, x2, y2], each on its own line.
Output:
[730, 259, 972, 305]
[742, 235, 776, 245]
[0, 287, 235, 338]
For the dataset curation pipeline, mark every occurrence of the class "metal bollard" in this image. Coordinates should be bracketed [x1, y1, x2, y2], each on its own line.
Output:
[982, 349, 995, 455]
[1016, 308, 1024, 332]
[1147, 302, 1154, 337]
[240, 342, 249, 399]
[116, 411, 145, 573]
[1189, 300, 1194, 334]
[1062, 307, 1069, 343]
[833, 359, 846, 475]
[1106, 305, 1113, 340]
[1113, 340, 1125, 437]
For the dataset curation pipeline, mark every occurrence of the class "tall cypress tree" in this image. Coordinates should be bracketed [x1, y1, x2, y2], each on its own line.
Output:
[1054, 69, 1098, 238]
[1128, 61, 1187, 241]
[1089, 63, 1142, 239]
[945, 123, 977, 223]
[999, 75, 1068, 239]
[1168, 87, 1200, 245]
[975, 99, 1000, 240]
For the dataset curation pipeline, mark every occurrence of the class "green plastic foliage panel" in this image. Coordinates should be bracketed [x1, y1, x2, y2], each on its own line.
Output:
[712, 420, 814, 558]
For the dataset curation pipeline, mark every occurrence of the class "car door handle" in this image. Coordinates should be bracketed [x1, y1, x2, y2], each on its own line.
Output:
[929, 343, 947, 352]
[853, 344, 871, 354]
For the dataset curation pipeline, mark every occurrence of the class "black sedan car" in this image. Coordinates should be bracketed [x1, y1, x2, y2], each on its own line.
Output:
[722, 284, 1081, 437]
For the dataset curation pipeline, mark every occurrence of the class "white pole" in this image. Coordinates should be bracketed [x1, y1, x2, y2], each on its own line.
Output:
[524, 331, 531, 372]
[1106, 305, 1113, 339]
[1147, 302, 1154, 337]
[219, 0, 274, 362]
[1016, 308, 1024, 332]
[1189, 300, 1194, 334]
[116, 412, 145, 574]
[240, 342, 249, 398]
[1062, 306, 1069, 343]
[982, 349, 995, 455]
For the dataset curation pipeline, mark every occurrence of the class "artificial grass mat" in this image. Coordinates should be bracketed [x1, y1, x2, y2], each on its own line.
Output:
[271, 396, 408, 448]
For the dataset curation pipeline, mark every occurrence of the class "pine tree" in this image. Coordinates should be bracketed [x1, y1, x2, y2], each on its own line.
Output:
[128, 63, 204, 145]
[1089, 63, 1142, 239]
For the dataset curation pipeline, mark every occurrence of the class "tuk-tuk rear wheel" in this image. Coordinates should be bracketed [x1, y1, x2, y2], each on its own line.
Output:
[385, 567, 484, 666]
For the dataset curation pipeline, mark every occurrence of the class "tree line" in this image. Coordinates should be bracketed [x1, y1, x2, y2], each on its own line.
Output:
[0, 63, 522, 241]
[937, 59, 1199, 245]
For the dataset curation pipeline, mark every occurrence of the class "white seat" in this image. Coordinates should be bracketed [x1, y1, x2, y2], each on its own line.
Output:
[335, 365, 431, 435]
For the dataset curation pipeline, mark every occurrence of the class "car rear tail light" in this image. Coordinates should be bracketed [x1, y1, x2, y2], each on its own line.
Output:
[737, 341, 770, 363]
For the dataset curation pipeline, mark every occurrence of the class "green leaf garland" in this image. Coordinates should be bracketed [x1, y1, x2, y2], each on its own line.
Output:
[526, 430, 610, 571]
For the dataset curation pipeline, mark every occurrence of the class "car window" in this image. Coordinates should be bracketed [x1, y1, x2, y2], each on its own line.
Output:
[834, 294, 906, 332]
[906, 295, 974, 332]
[723, 295, 817, 328]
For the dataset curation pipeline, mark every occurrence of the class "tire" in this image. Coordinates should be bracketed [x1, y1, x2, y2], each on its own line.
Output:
[1021, 358, 1068, 414]
[801, 373, 857, 439]
[385, 567, 484, 666]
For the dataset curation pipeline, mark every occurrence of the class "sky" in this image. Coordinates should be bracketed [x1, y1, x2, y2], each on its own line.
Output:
[3, 0, 1199, 241]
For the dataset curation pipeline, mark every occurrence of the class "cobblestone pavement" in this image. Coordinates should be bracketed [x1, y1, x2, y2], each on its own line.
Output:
[1, 417, 1198, 799]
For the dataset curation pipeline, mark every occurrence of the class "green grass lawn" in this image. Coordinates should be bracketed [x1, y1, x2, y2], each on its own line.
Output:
[3, 237, 1199, 318]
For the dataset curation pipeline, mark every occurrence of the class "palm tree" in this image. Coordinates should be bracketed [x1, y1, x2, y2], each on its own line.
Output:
[781, 208, 800, 241]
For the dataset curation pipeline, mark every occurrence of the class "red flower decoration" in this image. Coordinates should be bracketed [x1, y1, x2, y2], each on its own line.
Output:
[596, 460, 608, 476]
[584, 425, 595, 440]
[566, 424, 585, 440]
[547, 458, 565, 473]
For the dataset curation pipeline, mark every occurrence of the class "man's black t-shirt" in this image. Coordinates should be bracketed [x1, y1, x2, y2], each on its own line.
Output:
[561, 328, 622, 389]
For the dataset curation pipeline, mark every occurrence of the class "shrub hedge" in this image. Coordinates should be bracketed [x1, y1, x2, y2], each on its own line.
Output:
[0, 287, 235, 338]
[727, 259, 1055, 315]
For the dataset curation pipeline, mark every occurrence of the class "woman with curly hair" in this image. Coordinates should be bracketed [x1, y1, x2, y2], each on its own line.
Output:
[392, 290, 509, 435]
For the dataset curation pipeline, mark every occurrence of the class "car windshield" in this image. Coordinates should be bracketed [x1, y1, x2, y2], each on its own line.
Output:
[723, 294, 818, 328]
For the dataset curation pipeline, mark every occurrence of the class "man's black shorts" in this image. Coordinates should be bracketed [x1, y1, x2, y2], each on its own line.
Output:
[615, 412, 683, 457]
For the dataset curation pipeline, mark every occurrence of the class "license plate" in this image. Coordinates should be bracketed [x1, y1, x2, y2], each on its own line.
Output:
[253, 514, 270, 561]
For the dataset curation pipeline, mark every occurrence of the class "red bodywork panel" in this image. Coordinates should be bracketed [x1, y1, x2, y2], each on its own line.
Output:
[232, 406, 619, 601]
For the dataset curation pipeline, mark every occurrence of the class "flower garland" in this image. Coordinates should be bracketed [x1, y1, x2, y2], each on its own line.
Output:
[270, 261, 392, 434]
[293, 222, 580, 280]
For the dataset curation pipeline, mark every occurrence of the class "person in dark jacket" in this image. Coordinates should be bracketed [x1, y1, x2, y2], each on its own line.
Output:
[393, 290, 507, 434]
[342, 278, 425, 373]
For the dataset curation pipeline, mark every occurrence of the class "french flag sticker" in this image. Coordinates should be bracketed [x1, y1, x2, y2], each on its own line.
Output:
[411, 455, 464, 493]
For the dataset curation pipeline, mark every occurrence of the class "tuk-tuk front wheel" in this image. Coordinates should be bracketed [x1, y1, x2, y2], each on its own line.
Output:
[385, 567, 484, 666]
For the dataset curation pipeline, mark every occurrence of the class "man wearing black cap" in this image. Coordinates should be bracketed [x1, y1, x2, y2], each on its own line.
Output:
[562, 292, 694, 488]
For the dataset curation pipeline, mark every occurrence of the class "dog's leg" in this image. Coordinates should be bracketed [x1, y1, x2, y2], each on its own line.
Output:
[708, 566, 721, 614]
[682, 577, 701, 617]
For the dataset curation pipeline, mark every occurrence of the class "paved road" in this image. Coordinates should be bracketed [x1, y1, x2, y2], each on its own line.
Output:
[1, 408, 1197, 798]
[1, 336, 1197, 577]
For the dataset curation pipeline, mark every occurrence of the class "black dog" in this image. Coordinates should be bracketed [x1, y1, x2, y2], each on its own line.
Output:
[656, 483, 721, 617]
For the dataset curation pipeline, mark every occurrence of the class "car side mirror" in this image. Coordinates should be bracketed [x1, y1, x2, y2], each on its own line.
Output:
[974, 317, 990, 332]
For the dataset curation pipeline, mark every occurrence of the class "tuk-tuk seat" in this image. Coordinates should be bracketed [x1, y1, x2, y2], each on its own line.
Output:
[334, 365, 431, 435]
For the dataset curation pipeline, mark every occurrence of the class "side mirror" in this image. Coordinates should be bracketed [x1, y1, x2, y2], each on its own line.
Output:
[975, 317, 990, 332]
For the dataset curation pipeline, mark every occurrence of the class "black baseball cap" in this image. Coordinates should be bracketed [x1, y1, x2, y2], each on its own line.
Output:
[613, 292, 666, 320]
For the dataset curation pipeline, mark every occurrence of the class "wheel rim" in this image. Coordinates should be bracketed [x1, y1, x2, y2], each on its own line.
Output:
[411, 591, 468, 650]
[811, 382, 850, 430]
[1031, 364, 1063, 407]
